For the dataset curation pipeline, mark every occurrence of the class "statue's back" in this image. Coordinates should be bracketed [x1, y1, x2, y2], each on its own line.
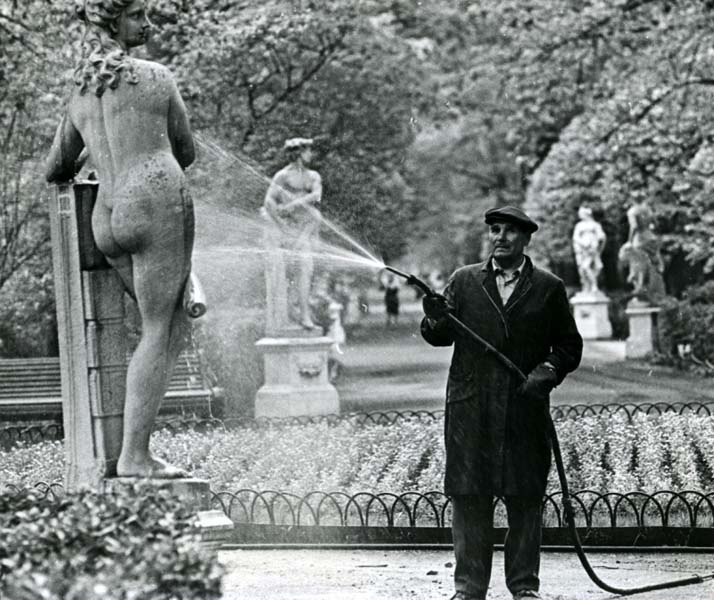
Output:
[68, 58, 189, 198]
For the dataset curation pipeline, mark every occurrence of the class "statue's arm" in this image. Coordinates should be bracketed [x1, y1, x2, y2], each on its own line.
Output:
[626, 208, 638, 242]
[263, 174, 285, 220]
[167, 77, 195, 170]
[303, 171, 322, 205]
[45, 114, 85, 183]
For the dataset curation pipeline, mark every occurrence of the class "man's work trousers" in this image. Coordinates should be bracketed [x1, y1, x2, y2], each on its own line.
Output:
[451, 495, 542, 599]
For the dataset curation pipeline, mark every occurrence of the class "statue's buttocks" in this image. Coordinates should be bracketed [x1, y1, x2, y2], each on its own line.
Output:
[93, 154, 189, 257]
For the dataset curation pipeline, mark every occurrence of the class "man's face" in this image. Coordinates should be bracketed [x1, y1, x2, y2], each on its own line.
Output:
[488, 221, 530, 266]
[115, 0, 152, 49]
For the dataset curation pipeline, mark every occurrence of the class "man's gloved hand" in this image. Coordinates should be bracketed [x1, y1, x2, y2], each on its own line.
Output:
[518, 363, 558, 401]
[422, 293, 450, 322]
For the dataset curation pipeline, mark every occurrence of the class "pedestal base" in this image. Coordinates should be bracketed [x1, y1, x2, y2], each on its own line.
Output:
[625, 301, 661, 359]
[255, 332, 340, 418]
[103, 477, 234, 547]
[570, 292, 612, 340]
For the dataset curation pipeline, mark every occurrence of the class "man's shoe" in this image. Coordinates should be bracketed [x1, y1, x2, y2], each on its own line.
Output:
[512, 591, 541, 599]
[449, 592, 482, 600]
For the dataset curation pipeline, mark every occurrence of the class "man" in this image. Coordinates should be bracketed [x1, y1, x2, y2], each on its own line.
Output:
[421, 206, 583, 600]
[262, 137, 322, 331]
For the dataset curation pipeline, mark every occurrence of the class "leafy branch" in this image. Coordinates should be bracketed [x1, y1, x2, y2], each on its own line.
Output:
[600, 77, 714, 143]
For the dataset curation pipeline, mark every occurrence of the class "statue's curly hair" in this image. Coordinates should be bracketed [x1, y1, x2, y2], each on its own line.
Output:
[73, 0, 139, 97]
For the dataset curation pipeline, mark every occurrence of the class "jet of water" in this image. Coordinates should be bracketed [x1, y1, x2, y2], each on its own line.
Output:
[193, 133, 385, 271]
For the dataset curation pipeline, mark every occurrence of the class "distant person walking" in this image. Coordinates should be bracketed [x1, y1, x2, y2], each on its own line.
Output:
[384, 272, 400, 327]
[421, 206, 583, 600]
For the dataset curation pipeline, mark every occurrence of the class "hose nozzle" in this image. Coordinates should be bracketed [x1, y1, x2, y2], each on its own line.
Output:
[384, 266, 438, 297]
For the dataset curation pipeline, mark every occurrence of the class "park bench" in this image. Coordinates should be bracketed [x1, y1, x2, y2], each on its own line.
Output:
[0, 351, 224, 422]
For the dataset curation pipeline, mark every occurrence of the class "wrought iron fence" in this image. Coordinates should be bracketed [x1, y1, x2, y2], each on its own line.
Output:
[210, 488, 714, 530]
[1, 481, 65, 500]
[550, 402, 714, 420]
[0, 423, 64, 449]
[156, 401, 714, 432]
[2, 402, 714, 444]
[8, 482, 713, 547]
[13, 482, 712, 530]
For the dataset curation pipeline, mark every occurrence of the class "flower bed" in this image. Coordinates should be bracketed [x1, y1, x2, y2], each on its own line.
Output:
[2, 413, 713, 498]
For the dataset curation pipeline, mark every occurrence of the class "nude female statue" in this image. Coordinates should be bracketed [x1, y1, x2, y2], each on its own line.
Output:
[45, 0, 194, 478]
[572, 206, 606, 295]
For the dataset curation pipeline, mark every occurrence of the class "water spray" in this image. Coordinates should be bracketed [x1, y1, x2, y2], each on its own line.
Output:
[385, 265, 714, 596]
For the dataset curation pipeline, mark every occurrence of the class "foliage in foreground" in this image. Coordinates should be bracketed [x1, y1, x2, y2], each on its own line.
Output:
[0, 486, 223, 600]
[2, 413, 713, 497]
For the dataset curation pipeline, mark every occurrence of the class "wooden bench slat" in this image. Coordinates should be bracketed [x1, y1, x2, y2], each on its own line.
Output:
[0, 351, 220, 419]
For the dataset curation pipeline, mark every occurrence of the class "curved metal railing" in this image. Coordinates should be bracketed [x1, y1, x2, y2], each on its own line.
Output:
[10, 483, 712, 530]
[2, 402, 713, 445]
[208, 488, 714, 530]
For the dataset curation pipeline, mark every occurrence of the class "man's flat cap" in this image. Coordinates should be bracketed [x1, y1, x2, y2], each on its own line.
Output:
[484, 205, 538, 233]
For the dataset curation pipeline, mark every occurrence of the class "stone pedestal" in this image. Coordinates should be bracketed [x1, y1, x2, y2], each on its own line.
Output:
[255, 328, 340, 417]
[625, 301, 661, 359]
[570, 292, 612, 340]
[49, 182, 127, 490]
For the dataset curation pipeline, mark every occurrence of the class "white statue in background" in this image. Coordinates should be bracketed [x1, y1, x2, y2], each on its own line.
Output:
[261, 138, 322, 333]
[618, 197, 665, 303]
[572, 206, 607, 296]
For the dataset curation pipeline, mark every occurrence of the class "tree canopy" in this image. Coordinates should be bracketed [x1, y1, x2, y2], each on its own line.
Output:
[3, 0, 714, 355]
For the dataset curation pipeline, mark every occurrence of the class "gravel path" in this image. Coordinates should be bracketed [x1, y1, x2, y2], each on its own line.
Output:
[336, 319, 714, 411]
[219, 548, 714, 600]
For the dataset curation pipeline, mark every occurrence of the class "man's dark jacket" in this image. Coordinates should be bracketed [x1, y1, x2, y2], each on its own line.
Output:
[421, 256, 582, 497]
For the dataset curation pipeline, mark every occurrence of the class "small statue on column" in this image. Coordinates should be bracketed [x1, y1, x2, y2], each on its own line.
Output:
[572, 206, 607, 296]
[261, 138, 322, 332]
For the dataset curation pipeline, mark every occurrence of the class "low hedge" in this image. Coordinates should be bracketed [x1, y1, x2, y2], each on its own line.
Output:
[2, 412, 713, 496]
[0, 486, 223, 600]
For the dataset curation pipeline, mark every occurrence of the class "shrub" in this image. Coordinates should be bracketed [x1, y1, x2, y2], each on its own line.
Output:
[658, 282, 714, 363]
[0, 485, 223, 600]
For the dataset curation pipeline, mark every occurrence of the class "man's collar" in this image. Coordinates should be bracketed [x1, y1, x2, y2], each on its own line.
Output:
[491, 256, 526, 277]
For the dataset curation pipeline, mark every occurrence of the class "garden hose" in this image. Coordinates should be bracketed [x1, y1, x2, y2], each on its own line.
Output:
[387, 265, 714, 596]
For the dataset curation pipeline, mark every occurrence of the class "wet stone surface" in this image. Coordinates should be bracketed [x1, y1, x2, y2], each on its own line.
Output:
[219, 548, 714, 600]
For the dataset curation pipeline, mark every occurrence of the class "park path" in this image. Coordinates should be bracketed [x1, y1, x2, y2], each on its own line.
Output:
[335, 308, 714, 412]
[219, 547, 714, 600]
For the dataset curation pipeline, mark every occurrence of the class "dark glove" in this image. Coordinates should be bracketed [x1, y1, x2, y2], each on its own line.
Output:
[422, 293, 450, 321]
[518, 363, 558, 401]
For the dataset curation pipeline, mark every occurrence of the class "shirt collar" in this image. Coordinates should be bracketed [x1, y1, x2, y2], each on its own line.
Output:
[492, 256, 526, 278]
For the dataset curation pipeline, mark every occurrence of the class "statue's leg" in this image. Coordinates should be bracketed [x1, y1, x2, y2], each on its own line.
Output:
[296, 231, 315, 329]
[117, 270, 190, 478]
[116, 191, 193, 479]
[263, 225, 289, 332]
